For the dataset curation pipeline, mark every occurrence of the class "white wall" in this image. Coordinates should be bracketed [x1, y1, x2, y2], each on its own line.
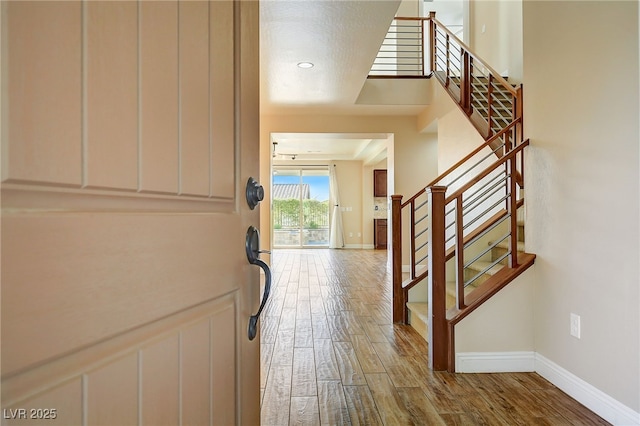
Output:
[524, 0, 639, 413]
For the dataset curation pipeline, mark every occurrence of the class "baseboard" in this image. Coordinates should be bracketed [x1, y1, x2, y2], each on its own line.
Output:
[456, 351, 535, 373]
[455, 352, 640, 424]
[535, 353, 640, 426]
[343, 244, 375, 249]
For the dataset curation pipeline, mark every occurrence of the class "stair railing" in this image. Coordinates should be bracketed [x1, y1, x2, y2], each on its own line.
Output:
[428, 12, 523, 145]
[386, 13, 531, 371]
[392, 134, 528, 371]
[391, 121, 521, 322]
[370, 17, 428, 77]
[370, 13, 524, 147]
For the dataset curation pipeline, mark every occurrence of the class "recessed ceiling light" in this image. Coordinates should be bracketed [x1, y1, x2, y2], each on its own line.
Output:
[297, 62, 314, 69]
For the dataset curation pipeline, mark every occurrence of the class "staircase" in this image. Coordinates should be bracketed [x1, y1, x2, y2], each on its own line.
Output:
[377, 14, 535, 372]
[407, 212, 527, 343]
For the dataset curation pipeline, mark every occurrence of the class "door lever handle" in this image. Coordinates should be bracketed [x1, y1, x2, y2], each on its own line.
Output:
[245, 226, 271, 341]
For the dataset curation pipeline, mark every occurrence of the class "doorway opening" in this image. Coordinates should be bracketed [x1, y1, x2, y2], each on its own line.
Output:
[272, 166, 330, 248]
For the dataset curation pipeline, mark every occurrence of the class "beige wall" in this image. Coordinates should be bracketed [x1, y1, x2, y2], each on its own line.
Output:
[440, 0, 639, 413]
[455, 267, 535, 353]
[333, 160, 364, 248]
[396, 0, 422, 17]
[523, 1, 639, 412]
[426, 1, 639, 414]
[469, 0, 523, 82]
[434, 86, 486, 176]
[260, 114, 438, 260]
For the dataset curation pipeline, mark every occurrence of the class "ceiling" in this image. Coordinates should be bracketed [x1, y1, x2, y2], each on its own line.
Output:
[271, 132, 389, 165]
[260, 0, 402, 116]
[260, 0, 464, 162]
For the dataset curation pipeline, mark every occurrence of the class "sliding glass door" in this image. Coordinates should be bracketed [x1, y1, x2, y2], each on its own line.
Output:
[272, 167, 330, 248]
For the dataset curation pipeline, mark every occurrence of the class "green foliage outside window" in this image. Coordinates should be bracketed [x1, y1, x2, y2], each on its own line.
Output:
[273, 198, 329, 229]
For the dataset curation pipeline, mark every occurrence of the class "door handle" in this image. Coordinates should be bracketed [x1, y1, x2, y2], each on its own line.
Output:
[245, 225, 271, 341]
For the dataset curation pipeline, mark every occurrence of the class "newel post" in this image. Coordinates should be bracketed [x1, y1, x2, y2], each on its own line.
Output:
[427, 186, 448, 370]
[391, 195, 405, 323]
[428, 11, 436, 74]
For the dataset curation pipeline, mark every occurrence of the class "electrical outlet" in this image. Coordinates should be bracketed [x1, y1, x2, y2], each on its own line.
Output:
[357, 232, 361, 237]
[349, 232, 353, 237]
[570, 313, 581, 339]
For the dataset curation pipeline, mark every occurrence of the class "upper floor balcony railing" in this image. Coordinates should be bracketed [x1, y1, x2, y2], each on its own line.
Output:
[369, 17, 430, 77]
[370, 13, 523, 148]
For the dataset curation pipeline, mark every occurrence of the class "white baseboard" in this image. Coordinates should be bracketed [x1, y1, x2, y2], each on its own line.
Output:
[535, 353, 640, 426]
[456, 351, 640, 425]
[343, 244, 375, 249]
[456, 351, 535, 373]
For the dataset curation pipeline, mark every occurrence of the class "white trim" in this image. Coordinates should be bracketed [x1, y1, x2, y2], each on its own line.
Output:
[455, 352, 640, 425]
[456, 351, 535, 373]
[343, 244, 375, 249]
[535, 354, 640, 426]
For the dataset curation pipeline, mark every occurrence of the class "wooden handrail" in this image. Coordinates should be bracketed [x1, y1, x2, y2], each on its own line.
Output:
[401, 120, 521, 209]
[401, 200, 523, 294]
[445, 140, 529, 204]
[393, 16, 431, 21]
[431, 17, 516, 97]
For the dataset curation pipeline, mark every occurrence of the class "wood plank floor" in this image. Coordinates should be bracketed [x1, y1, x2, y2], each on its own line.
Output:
[260, 249, 609, 426]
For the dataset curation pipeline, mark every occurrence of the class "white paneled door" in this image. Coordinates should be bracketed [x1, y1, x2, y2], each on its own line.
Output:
[1, 1, 261, 425]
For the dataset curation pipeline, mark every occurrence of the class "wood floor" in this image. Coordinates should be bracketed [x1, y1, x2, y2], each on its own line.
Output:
[259, 249, 609, 425]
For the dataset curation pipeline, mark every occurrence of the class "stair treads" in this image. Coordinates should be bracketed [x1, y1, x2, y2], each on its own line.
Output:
[465, 261, 504, 276]
[490, 240, 525, 252]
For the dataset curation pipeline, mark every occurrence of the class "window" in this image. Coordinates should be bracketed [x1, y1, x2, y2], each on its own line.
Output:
[272, 167, 330, 248]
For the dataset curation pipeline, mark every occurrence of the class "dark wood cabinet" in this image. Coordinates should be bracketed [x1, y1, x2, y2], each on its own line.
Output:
[374, 219, 387, 250]
[373, 169, 387, 197]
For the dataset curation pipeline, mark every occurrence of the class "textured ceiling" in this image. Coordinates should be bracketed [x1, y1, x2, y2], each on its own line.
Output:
[260, 0, 402, 115]
[259, 0, 464, 161]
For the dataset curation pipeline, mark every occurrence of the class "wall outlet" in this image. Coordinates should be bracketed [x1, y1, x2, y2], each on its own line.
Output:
[349, 232, 353, 237]
[357, 232, 361, 237]
[570, 313, 581, 339]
